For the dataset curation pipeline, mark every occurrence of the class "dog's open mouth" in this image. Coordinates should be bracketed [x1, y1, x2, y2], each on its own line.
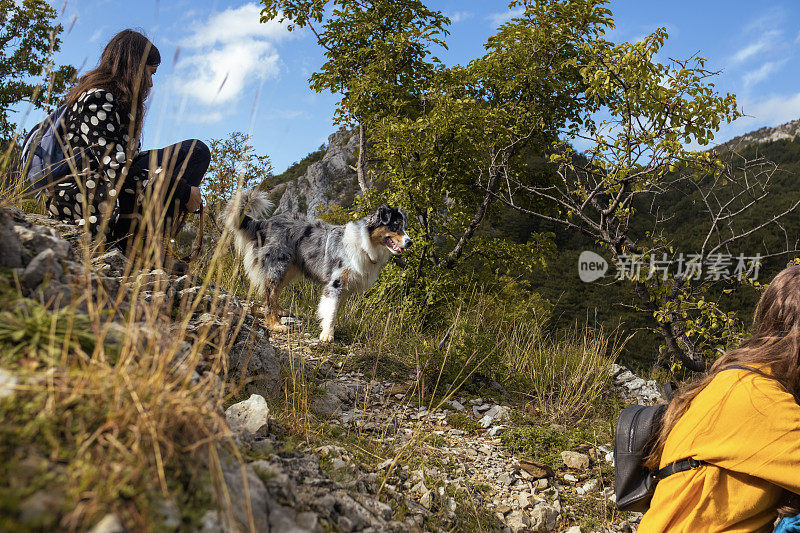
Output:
[385, 237, 403, 254]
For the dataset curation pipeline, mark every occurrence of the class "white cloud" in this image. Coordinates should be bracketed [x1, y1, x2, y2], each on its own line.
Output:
[449, 11, 473, 24]
[715, 92, 800, 144]
[179, 4, 291, 48]
[89, 27, 105, 43]
[730, 30, 781, 65]
[487, 6, 524, 27]
[743, 59, 788, 88]
[171, 3, 293, 106]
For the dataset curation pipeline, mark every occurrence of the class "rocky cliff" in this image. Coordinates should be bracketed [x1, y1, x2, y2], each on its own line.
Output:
[721, 118, 800, 149]
[269, 128, 362, 216]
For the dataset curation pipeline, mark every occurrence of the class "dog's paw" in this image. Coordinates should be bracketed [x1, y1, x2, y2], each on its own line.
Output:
[319, 329, 334, 343]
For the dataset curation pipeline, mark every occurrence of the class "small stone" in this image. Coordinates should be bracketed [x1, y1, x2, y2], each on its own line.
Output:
[498, 473, 514, 486]
[520, 460, 554, 479]
[519, 493, 532, 509]
[530, 503, 559, 532]
[506, 510, 531, 533]
[561, 451, 590, 471]
[21, 248, 61, 290]
[447, 399, 465, 411]
[420, 490, 434, 509]
[296, 511, 319, 531]
[496, 504, 512, 515]
[582, 479, 599, 492]
[536, 478, 549, 490]
[564, 474, 578, 483]
[488, 425, 506, 436]
[565, 527, 582, 533]
[225, 394, 270, 436]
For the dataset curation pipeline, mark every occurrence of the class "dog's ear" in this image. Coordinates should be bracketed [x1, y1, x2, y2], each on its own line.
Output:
[369, 205, 392, 229]
[378, 205, 393, 225]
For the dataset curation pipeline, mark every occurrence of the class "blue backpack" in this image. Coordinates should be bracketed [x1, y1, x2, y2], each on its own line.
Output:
[20, 104, 82, 197]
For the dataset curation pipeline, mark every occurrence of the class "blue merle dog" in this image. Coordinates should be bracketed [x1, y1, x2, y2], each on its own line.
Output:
[224, 190, 412, 342]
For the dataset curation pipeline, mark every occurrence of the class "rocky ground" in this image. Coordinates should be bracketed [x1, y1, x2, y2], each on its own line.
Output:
[0, 203, 664, 532]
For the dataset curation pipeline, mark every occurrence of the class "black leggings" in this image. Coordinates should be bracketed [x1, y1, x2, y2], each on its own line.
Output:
[112, 139, 210, 252]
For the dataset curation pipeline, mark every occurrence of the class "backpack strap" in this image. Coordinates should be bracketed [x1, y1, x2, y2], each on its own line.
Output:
[656, 457, 708, 479]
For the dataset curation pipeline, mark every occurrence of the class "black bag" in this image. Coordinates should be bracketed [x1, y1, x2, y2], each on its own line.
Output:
[614, 403, 667, 512]
[614, 383, 707, 512]
[20, 105, 81, 198]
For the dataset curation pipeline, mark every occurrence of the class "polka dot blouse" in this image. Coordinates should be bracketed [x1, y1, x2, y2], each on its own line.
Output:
[47, 88, 147, 235]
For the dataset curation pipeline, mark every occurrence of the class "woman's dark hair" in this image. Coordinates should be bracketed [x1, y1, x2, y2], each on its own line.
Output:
[645, 265, 800, 513]
[65, 29, 160, 141]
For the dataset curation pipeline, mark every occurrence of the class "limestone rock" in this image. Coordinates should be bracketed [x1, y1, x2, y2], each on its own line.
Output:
[226, 394, 270, 436]
[529, 503, 559, 532]
[561, 451, 590, 471]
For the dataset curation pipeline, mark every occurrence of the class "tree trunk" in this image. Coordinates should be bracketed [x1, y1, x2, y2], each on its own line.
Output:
[356, 122, 369, 194]
[442, 152, 504, 269]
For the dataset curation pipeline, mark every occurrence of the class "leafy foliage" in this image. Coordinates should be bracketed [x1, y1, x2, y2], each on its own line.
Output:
[0, 0, 76, 142]
[203, 131, 272, 235]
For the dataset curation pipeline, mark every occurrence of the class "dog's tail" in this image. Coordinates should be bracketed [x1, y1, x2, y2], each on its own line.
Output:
[223, 189, 275, 232]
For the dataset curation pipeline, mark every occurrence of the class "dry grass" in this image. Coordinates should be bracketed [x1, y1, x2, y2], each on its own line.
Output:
[0, 148, 272, 530]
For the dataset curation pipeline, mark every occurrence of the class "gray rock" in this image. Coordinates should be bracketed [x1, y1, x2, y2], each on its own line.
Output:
[447, 399, 465, 411]
[311, 389, 344, 418]
[506, 510, 531, 533]
[268, 501, 311, 533]
[13, 223, 70, 262]
[612, 364, 664, 405]
[219, 464, 270, 532]
[228, 324, 282, 398]
[0, 209, 23, 268]
[226, 394, 270, 436]
[94, 249, 128, 274]
[530, 503, 559, 532]
[272, 129, 360, 216]
[197, 510, 225, 533]
[21, 248, 62, 290]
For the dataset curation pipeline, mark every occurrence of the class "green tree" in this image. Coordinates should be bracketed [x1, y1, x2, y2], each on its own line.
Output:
[493, 10, 795, 371]
[260, 0, 448, 193]
[0, 0, 76, 141]
[204, 131, 273, 235]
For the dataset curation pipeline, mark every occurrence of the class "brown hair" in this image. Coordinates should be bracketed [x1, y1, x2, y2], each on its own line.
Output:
[65, 29, 160, 142]
[645, 265, 800, 511]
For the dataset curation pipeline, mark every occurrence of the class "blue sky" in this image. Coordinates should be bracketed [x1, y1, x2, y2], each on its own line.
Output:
[23, 0, 800, 173]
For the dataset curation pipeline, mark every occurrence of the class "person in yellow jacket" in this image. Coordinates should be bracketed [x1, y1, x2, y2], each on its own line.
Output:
[639, 265, 800, 532]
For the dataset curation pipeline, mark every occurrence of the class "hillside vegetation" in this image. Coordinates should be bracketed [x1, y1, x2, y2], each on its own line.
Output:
[2, 0, 800, 531]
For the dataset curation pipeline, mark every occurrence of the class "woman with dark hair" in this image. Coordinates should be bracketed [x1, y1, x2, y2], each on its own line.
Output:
[48, 29, 209, 253]
[639, 265, 800, 532]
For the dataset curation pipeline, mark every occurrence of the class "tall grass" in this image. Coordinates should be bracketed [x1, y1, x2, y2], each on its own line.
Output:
[0, 142, 271, 530]
[278, 277, 622, 424]
[501, 321, 627, 422]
